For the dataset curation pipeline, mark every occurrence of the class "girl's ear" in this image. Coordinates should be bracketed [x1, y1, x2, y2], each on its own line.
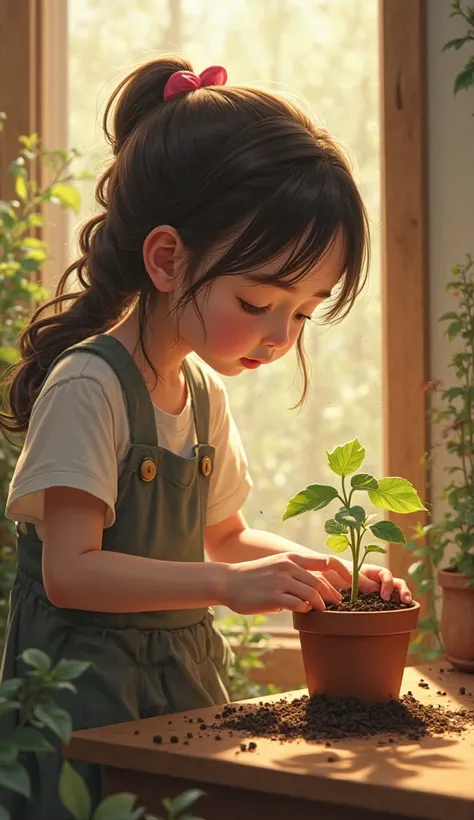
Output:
[143, 226, 186, 293]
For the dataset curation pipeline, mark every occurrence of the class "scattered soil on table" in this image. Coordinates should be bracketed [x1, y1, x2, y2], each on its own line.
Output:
[325, 590, 415, 612]
[208, 691, 474, 744]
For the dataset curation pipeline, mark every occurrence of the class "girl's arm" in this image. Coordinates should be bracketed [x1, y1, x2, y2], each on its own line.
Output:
[42, 487, 338, 614]
[205, 512, 412, 602]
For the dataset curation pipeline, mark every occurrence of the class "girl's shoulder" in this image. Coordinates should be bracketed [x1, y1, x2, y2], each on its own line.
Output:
[39, 348, 124, 405]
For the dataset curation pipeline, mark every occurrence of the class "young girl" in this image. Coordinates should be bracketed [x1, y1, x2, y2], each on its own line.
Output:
[0, 57, 412, 818]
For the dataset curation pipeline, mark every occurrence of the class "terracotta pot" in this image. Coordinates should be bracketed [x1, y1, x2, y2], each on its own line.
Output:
[293, 602, 420, 702]
[438, 569, 474, 673]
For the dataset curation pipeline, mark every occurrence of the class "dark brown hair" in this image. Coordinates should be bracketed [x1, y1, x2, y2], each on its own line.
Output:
[1, 55, 369, 435]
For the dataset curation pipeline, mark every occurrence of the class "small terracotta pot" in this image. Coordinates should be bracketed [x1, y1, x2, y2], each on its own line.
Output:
[293, 603, 420, 702]
[438, 569, 474, 673]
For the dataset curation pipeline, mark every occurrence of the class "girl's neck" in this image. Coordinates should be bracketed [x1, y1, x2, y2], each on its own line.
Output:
[108, 298, 191, 415]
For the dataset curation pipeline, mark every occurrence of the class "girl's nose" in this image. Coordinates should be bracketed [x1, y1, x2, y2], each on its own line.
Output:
[262, 320, 291, 350]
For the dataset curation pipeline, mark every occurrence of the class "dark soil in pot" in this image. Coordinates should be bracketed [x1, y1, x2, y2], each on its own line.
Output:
[326, 589, 415, 612]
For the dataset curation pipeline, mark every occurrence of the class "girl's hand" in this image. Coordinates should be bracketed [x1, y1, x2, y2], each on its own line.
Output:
[225, 552, 352, 615]
[321, 559, 412, 604]
[357, 563, 413, 604]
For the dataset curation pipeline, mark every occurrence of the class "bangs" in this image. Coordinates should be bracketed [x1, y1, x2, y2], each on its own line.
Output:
[188, 157, 369, 324]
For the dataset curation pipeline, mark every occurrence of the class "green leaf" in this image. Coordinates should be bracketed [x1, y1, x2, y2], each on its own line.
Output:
[0, 679, 23, 697]
[50, 183, 81, 215]
[14, 174, 28, 201]
[0, 760, 30, 798]
[0, 743, 18, 765]
[439, 311, 459, 321]
[350, 473, 378, 490]
[33, 702, 72, 743]
[165, 789, 205, 818]
[446, 320, 462, 340]
[324, 519, 348, 535]
[363, 545, 387, 555]
[0, 701, 21, 719]
[22, 648, 51, 675]
[368, 478, 427, 514]
[442, 36, 474, 51]
[335, 505, 366, 527]
[282, 485, 338, 520]
[52, 659, 91, 682]
[92, 793, 143, 820]
[326, 438, 365, 476]
[325, 534, 350, 553]
[12, 727, 54, 753]
[418, 616, 439, 632]
[59, 761, 91, 820]
[454, 59, 474, 94]
[369, 520, 406, 544]
[0, 805, 11, 820]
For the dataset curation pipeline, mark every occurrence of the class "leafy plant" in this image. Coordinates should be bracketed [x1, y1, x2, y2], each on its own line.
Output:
[0, 648, 206, 820]
[0, 114, 85, 650]
[405, 523, 444, 660]
[444, 0, 474, 95]
[217, 614, 288, 700]
[283, 438, 425, 604]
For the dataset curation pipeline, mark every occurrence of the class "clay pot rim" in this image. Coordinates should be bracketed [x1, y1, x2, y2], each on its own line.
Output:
[293, 601, 420, 637]
[438, 568, 474, 590]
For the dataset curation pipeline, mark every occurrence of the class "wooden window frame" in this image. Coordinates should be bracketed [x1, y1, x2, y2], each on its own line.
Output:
[0, 0, 428, 685]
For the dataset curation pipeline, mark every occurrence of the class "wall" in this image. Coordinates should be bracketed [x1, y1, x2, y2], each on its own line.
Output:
[428, 1, 474, 524]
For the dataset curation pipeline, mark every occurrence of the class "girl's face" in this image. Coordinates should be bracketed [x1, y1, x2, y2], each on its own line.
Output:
[177, 233, 345, 377]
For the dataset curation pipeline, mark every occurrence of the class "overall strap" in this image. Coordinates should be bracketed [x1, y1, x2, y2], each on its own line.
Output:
[51, 335, 158, 446]
[182, 357, 211, 444]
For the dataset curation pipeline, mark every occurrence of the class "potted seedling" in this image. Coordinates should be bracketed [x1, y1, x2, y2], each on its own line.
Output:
[283, 438, 424, 702]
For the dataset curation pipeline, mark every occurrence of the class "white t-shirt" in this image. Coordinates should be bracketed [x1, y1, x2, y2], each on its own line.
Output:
[6, 351, 252, 536]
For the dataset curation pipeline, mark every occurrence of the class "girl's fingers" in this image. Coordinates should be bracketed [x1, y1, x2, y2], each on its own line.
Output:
[326, 556, 352, 584]
[356, 571, 379, 593]
[291, 577, 342, 609]
[377, 568, 395, 601]
[393, 577, 413, 603]
[278, 594, 313, 614]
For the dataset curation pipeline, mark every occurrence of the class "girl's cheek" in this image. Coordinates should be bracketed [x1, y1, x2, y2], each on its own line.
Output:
[210, 313, 254, 349]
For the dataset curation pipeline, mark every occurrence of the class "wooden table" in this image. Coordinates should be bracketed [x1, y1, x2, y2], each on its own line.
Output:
[64, 663, 474, 820]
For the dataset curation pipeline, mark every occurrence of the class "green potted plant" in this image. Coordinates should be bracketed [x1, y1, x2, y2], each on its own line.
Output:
[405, 0, 474, 672]
[283, 438, 424, 701]
[432, 256, 474, 672]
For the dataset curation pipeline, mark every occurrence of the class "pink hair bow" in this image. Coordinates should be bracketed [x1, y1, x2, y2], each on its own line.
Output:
[163, 65, 228, 101]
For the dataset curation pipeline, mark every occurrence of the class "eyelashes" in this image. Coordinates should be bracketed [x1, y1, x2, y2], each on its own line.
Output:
[238, 298, 312, 322]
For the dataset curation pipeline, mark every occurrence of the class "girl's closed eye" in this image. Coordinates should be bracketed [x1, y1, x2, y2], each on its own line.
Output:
[237, 297, 312, 322]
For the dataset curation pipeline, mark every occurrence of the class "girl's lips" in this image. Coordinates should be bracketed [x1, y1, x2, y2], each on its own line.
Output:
[240, 358, 261, 369]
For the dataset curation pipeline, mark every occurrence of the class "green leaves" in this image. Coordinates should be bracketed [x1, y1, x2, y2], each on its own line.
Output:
[454, 58, 474, 95]
[51, 659, 91, 682]
[162, 788, 205, 818]
[0, 760, 30, 798]
[50, 183, 81, 215]
[59, 762, 91, 820]
[11, 727, 53, 753]
[33, 702, 72, 744]
[335, 505, 365, 528]
[93, 793, 145, 820]
[325, 534, 350, 553]
[326, 438, 365, 477]
[369, 520, 406, 544]
[368, 478, 426, 514]
[324, 519, 347, 535]
[282, 484, 338, 520]
[22, 648, 51, 675]
[364, 545, 387, 556]
[351, 473, 378, 491]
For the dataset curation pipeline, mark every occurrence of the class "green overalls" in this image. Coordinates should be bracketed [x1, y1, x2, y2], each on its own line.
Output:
[0, 335, 232, 819]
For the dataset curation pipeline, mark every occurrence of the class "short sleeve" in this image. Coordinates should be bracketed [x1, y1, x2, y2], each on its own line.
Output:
[6, 375, 120, 529]
[205, 373, 253, 526]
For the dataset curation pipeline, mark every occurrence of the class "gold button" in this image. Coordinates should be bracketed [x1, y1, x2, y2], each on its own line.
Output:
[139, 458, 156, 482]
[201, 455, 213, 477]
